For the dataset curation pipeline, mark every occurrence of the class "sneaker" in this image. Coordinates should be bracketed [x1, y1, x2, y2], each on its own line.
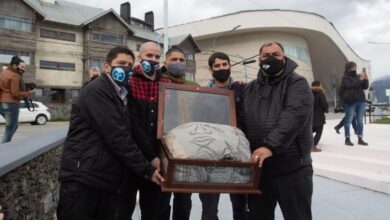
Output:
[345, 137, 354, 146]
[334, 126, 340, 134]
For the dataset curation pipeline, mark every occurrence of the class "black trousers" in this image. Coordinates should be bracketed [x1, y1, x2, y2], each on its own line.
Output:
[123, 173, 162, 220]
[158, 192, 192, 220]
[248, 166, 313, 220]
[57, 181, 129, 220]
[199, 193, 248, 220]
[312, 125, 324, 146]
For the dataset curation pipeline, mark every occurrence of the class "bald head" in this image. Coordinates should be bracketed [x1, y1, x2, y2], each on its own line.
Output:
[138, 42, 161, 62]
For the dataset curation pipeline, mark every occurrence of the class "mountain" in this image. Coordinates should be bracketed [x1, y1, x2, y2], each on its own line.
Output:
[371, 75, 390, 103]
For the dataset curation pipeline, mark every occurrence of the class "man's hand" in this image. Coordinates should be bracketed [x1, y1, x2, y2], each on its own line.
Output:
[151, 157, 161, 171]
[251, 147, 273, 167]
[151, 170, 165, 185]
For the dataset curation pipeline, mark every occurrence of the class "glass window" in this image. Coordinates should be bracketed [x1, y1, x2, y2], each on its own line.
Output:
[0, 50, 30, 64]
[40, 60, 75, 71]
[40, 29, 76, 42]
[90, 59, 104, 72]
[19, 102, 27, 109]
[90, 31, 125, 45]
[0, 15, 31, 32]
[186, 53, 194, 61]
[284, 45, 311, 64]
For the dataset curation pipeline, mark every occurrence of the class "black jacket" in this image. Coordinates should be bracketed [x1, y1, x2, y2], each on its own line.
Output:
[59, 74, 155, 193]
[340, 73, 369, 104]
[240, 58, 313, 177]
[312, 88, 329, 127]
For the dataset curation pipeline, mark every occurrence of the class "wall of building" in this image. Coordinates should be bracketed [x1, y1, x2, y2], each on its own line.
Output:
[34, 24, 84, 88]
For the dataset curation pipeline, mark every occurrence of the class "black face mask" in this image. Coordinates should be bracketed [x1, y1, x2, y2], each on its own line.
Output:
[110, 66, 133, 90]
[90, 75, 99, 81]
[349, 70, 357, 75]
[16, 67, 25, 75]
[260, 56, 284, 76]
[212, 69, 231, 82]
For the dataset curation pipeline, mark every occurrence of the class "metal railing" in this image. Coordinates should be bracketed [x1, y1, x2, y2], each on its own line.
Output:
[365, 103, 390, 123]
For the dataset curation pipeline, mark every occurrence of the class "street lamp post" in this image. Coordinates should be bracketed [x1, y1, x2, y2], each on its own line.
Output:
[212, 25, 241, 51]
[242, 60, 256, 82]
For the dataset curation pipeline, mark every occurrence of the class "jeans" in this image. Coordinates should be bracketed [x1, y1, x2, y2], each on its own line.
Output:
[344, 101, 365, 137]
[248, 166, 313, 220]
[0, 102, 19, 143]
[336, 115, 357, 134]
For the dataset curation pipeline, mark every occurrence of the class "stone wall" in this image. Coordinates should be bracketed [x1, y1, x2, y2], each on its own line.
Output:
[0, 144, 63, 220]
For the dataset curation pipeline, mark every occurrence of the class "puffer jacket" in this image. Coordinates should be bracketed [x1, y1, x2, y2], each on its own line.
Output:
[240, 57, 313, 177]
[340, 72, 369, 105]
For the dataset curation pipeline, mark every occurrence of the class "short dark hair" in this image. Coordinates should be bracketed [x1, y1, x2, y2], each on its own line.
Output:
[208, 52, 230, 68]
[106, 46, 135, 65]
[166, 47, 185, 58]
[344, 61, 357, 74]
[311, 81, 321, 87]
[10, 55, 24, 66]
[259, 41, 285, 54]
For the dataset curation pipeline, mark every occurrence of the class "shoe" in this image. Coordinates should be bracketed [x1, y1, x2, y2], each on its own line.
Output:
[358, 137, 368, 146]
[334, 126, 340, 134]
[311, 146, 322, 152]
[345, 138, 354, 146]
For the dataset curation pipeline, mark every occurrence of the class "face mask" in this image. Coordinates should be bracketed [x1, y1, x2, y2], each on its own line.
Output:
[90, 75, 99, 81]
[212, 69, 231, 82]
[260, 56, 284, 76]
[167, 62, 186, 77]
[16, 67, 25, 75]
[140, 60, 160, 77]
[349, 70, 357, 75]
[111, 66, 132, 89]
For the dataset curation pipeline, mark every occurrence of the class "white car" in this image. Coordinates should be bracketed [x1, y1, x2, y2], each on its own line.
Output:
[0, 101, 51, 125]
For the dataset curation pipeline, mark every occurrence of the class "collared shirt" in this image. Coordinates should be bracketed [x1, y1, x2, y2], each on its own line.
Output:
[106, 73, 128, 106]
[207, 77, 234, 90]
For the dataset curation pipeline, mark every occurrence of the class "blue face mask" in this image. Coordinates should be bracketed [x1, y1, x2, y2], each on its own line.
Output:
[140, 60, 160, 77]
[111, 66, 133, 89]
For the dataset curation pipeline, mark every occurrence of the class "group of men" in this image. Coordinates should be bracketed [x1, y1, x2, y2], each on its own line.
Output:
[57, 41, 314, 220]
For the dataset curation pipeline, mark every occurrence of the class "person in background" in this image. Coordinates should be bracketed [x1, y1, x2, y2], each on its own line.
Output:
[82, 67, 101, 88]
[0, 56, 33, 143]
[339, 62, 369, 146]
[311, 81, 329, 152]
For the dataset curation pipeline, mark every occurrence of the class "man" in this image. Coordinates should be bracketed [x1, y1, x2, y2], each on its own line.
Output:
[161, 47, 199, 86]
[158, 47, 199, 220]
[57, 46, 164, 220]
[82, 67, 101, 88]
[127, 42, 171, 220]
[241, 42, 313, 219]
[199, 52, 247, 220]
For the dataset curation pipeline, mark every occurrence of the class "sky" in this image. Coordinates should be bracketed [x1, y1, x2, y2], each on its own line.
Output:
[68, 0, 390, 80]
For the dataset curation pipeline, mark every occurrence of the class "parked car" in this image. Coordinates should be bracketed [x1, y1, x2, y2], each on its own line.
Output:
[0, 101, 51, 125]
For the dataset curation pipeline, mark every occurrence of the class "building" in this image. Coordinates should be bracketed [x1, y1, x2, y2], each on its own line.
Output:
[162, 10, 371, 103]
[0, 0, 200, 118]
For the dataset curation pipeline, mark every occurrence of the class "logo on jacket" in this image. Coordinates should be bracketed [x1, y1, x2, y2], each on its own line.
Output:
[112, 67, 125, 82]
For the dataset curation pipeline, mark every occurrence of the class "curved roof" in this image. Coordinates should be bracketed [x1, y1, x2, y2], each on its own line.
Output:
[163, 9, 369, 63]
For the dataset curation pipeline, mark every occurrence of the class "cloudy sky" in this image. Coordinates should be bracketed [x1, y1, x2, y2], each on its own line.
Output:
[68, 0, 390, 80]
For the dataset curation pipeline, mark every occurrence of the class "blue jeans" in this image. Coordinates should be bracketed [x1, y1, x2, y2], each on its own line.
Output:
[344, 101, 365, 138]
[0, 102, 19, 143]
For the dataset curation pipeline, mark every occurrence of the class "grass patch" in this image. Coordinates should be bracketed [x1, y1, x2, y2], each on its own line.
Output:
[373, 117, 390, 124]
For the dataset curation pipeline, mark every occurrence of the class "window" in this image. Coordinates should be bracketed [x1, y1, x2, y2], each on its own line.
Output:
[40, 29, 76, 42]
[284, 45, 311, 64]
[89, 59, 105, 72]
[185, 72, 194, 81]
[0, 15, 32, 32]
[51, 89, 65, 103]
[136, 44, 141, 51]
[186, 53, 194, 61]
[0, 50, 31, 64]
[40, 60, 75, 71]
[90, 31, 125, 45]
